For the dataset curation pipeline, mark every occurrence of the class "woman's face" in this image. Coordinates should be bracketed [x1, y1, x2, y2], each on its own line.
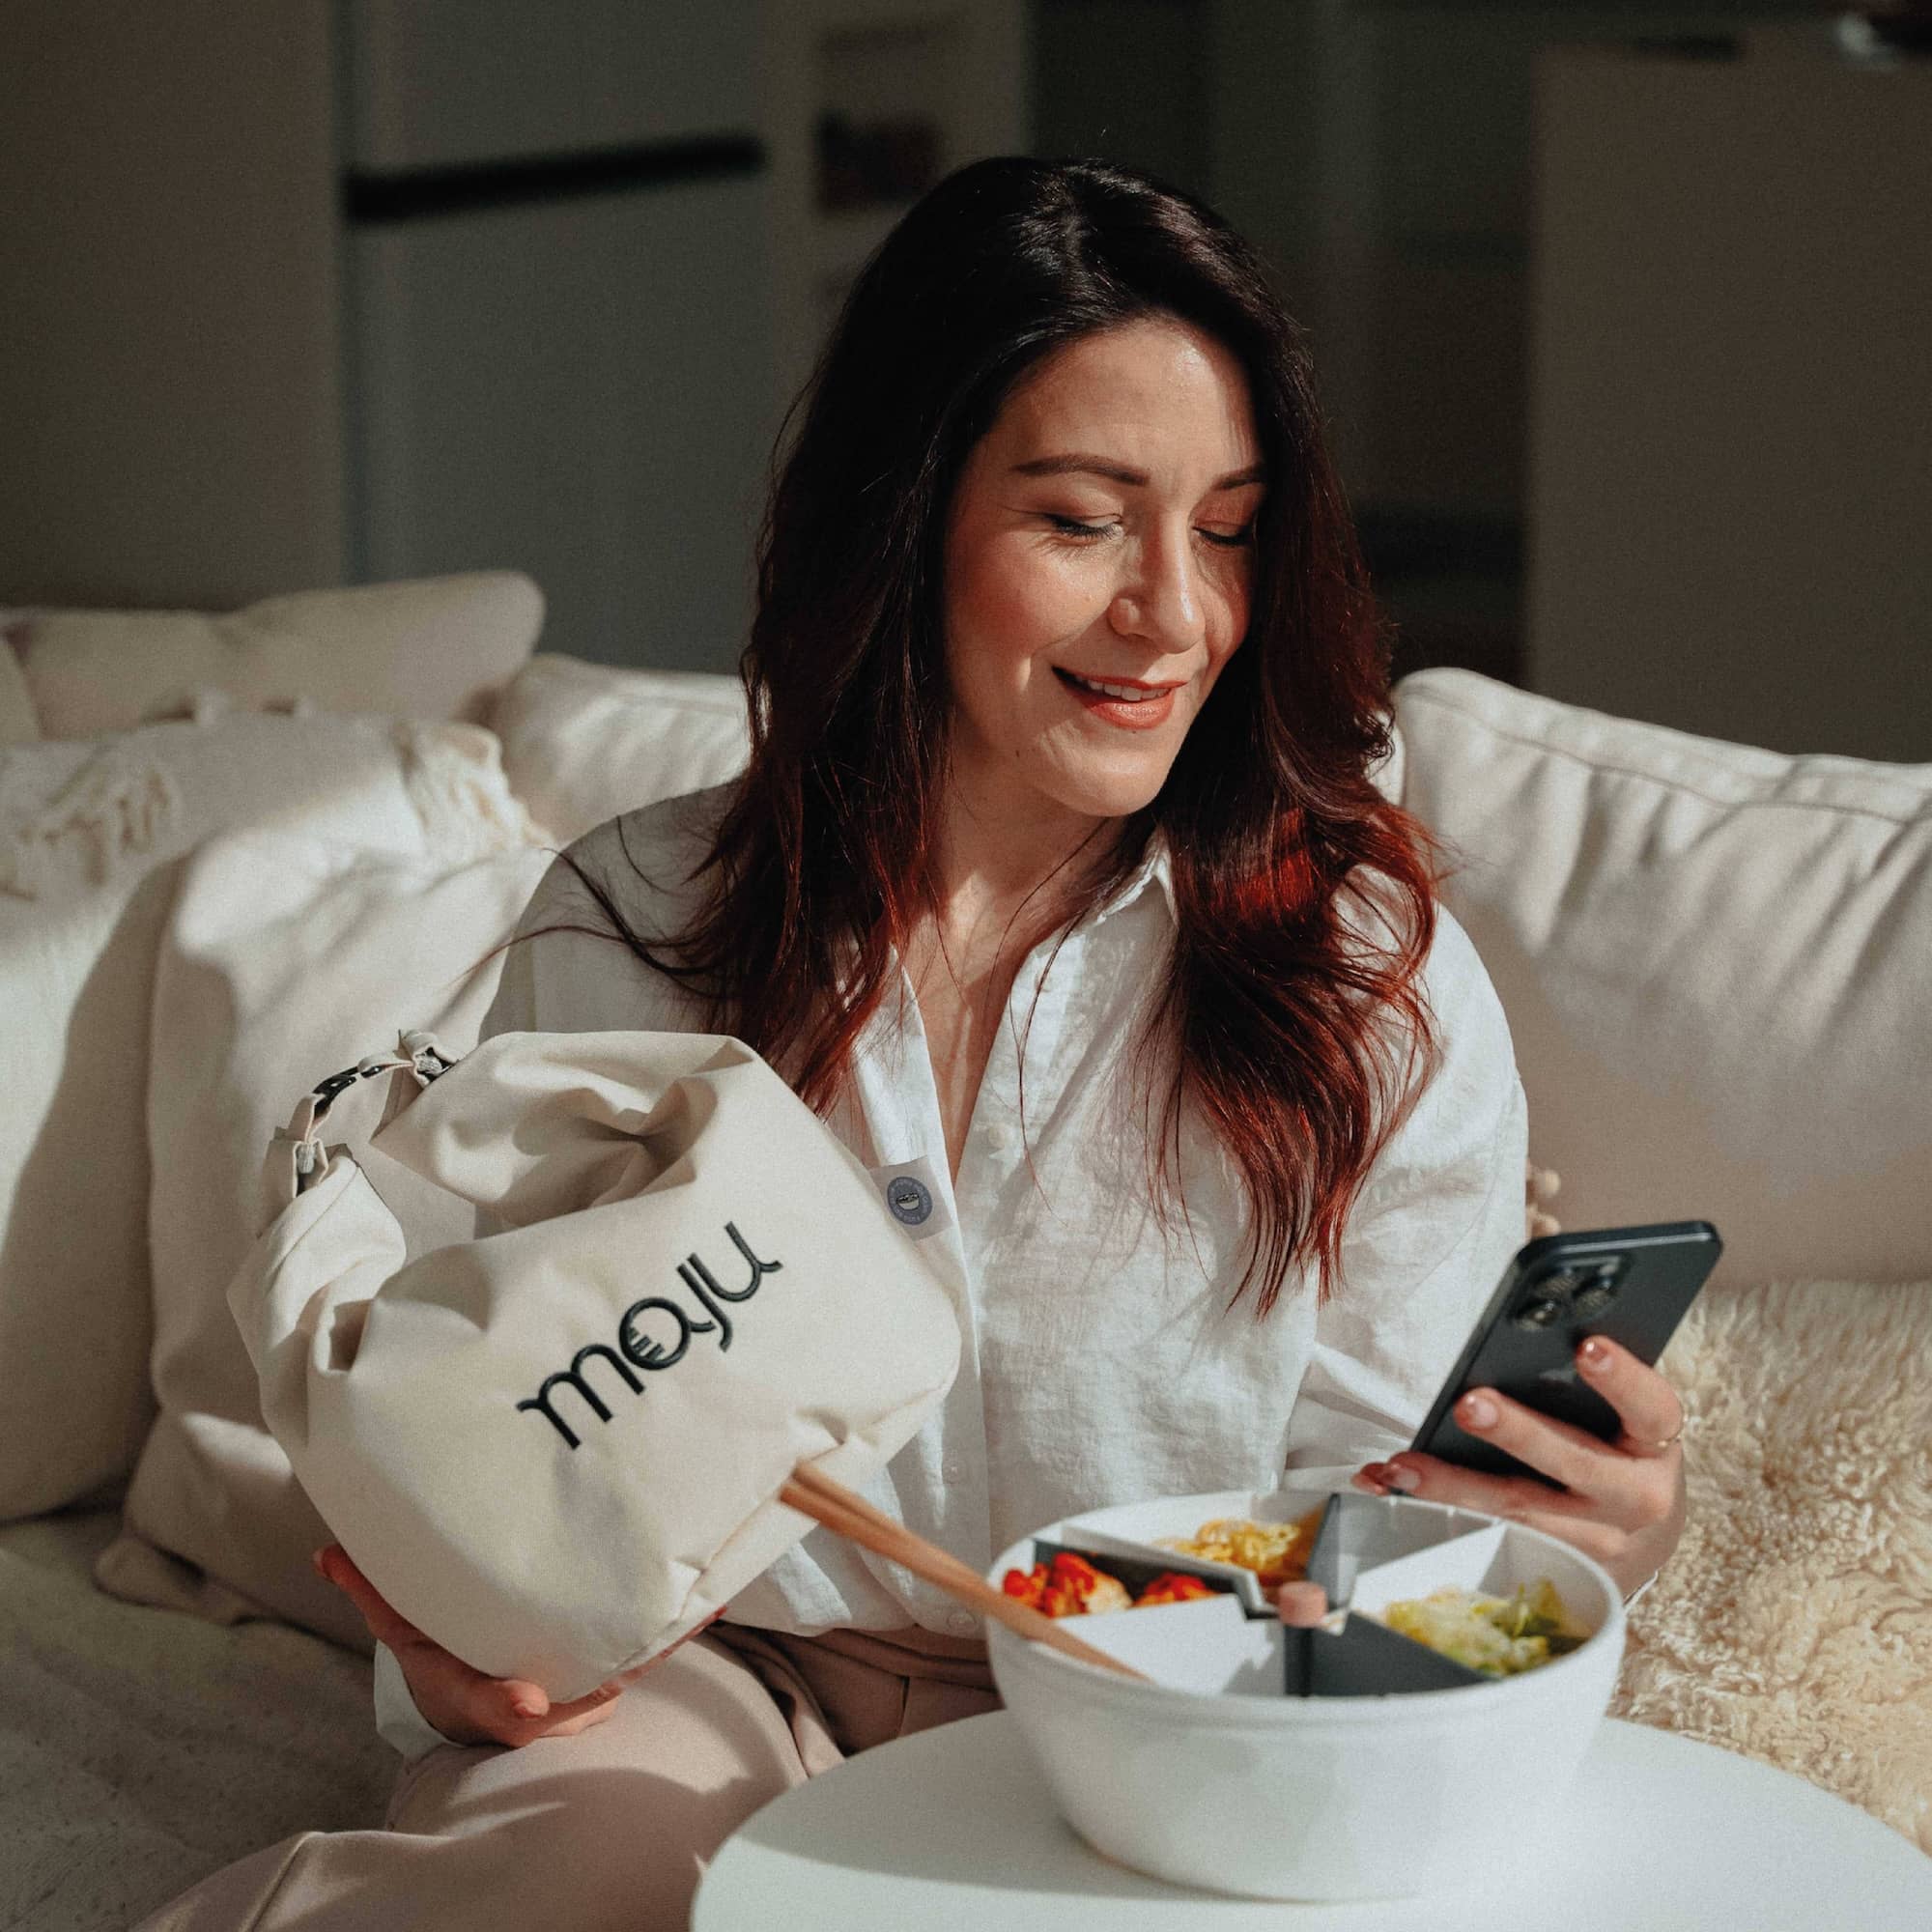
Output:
[941, 316, 1264, 838]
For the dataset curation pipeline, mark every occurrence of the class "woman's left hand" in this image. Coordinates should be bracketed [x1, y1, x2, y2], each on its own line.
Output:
[1352, 1334, 1687, 1600]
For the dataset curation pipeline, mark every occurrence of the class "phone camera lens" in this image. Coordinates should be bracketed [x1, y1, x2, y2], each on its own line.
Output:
[1572, 1279, 1620, 1317]
[1539, 1265, 1587, 1297]
[1512, 1295, 1567, 1329]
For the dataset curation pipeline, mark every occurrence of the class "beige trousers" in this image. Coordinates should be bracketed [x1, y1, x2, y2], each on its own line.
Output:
[132, 1625, 999, 1932]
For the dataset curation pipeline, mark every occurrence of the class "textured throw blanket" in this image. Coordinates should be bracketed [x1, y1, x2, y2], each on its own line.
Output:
[1614, 1275, 1932, 1855]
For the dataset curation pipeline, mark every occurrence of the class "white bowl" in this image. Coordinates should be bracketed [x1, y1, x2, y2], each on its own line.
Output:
[987, 1489, 1625, 1902]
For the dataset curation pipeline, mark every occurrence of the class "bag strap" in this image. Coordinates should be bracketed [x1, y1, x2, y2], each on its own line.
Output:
[261, 1030, 458, 1215]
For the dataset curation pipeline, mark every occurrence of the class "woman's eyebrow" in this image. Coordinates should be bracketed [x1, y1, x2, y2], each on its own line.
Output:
[1010, 454, 1265, 491]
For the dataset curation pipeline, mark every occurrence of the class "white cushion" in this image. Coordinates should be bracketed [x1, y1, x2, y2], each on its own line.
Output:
[13, 573, 544, 739]
[1394, 668, 1932, 1286]
[0, 714, 521, 1520]
[491, 653, 751, 843]
[115, 830, 551, 1648]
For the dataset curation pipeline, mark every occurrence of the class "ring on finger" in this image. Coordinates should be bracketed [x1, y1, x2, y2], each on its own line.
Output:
[1634, 1413, 1686, 1455]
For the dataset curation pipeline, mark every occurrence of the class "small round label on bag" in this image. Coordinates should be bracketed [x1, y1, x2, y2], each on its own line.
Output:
[886, 1175, 933, 1226]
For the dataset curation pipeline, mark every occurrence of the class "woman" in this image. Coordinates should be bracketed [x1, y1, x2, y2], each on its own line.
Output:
[145, 156, 1685, 1932]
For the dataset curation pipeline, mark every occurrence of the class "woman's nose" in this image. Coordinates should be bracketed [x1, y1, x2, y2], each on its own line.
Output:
[1109, 525, 1206, 654]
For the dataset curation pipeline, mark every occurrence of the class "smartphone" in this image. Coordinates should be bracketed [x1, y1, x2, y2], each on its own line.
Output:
[1408, 1220, 1721, 1482]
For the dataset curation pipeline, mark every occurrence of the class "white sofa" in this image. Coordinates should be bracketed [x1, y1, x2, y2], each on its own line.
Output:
[3, 578, 1927, 1927]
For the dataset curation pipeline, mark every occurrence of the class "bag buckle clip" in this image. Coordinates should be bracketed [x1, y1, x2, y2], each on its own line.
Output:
[311, 1065, 371, 1112]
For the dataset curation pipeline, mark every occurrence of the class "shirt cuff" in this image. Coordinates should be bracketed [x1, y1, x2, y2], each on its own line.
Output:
[373, 1640, 459, 1763]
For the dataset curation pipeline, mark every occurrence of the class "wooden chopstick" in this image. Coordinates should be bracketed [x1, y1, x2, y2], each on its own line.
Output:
[779, 1463, 1148, 1681]
[786, 1465, 1019, 1613]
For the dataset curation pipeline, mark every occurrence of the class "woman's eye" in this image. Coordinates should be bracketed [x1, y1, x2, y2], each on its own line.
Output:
[1041, 514, 1253, 547]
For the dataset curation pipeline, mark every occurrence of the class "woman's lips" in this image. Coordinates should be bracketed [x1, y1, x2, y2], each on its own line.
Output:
[1054, 667, 1182, 731]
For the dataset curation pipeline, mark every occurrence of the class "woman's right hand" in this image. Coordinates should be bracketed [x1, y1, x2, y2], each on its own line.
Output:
[316, 1545, 639, 1748]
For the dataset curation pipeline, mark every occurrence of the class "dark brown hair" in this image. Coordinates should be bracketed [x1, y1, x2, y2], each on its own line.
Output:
[562, 156, 1444, 1313]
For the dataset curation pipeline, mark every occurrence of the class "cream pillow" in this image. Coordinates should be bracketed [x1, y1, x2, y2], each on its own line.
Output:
[111, 831, 551, 1649]
[14, 573, 543, 739]
[0, 714, 531, 1520]
[491, 653, 751, 843]
[1393, 668, 1932, 1287]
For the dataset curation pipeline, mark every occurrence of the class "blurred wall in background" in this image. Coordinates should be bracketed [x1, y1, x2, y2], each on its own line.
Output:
[1037, 0, 1927, 762]
[0, 4, 347, 610]
[3, 0, 1923, 754]
[0, 1, 1023, 674]
[1527, 33, 1928, 762]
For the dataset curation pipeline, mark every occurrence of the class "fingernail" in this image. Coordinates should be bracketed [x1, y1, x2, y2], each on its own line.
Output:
[1460, 1393, 1498, 1431]
[311, 1548, 332, 1581]
[512, 1697, 545, 1720]
[1386, 1464, 1421, 1493]
[1578, 1336, 1611, 1372]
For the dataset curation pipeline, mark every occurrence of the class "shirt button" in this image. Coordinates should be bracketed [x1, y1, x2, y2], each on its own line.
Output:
[984, 1122, 1014, 1152]
[947, 1609, 978, 1634]
[942, 1457, 966, 1482]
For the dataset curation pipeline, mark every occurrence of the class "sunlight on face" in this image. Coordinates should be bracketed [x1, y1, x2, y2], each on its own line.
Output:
[941, 316, 1264, 838]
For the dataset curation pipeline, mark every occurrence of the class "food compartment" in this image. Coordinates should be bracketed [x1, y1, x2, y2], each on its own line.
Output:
[1039, 1525, 1273, 1614]
[1345, 1512, 1596, 1685]
[1020, 1536, 1261, 1613]
[996, 1520, 1293, 1695]
[1290, 1492, 1604, 1694]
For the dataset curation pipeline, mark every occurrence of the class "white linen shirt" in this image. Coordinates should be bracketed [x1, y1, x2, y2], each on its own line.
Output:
[375, 785, 1527, 1754]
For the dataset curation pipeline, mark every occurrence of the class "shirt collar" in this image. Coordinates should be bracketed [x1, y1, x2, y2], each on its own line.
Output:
[1090, 829, 1177, 928]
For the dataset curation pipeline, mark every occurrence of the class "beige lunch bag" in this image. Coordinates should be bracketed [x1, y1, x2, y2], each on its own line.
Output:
[230, 1027, 963, 1699]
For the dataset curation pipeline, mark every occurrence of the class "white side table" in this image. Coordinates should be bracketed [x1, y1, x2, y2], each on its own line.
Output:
[696, 1711, 1931, 1929]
